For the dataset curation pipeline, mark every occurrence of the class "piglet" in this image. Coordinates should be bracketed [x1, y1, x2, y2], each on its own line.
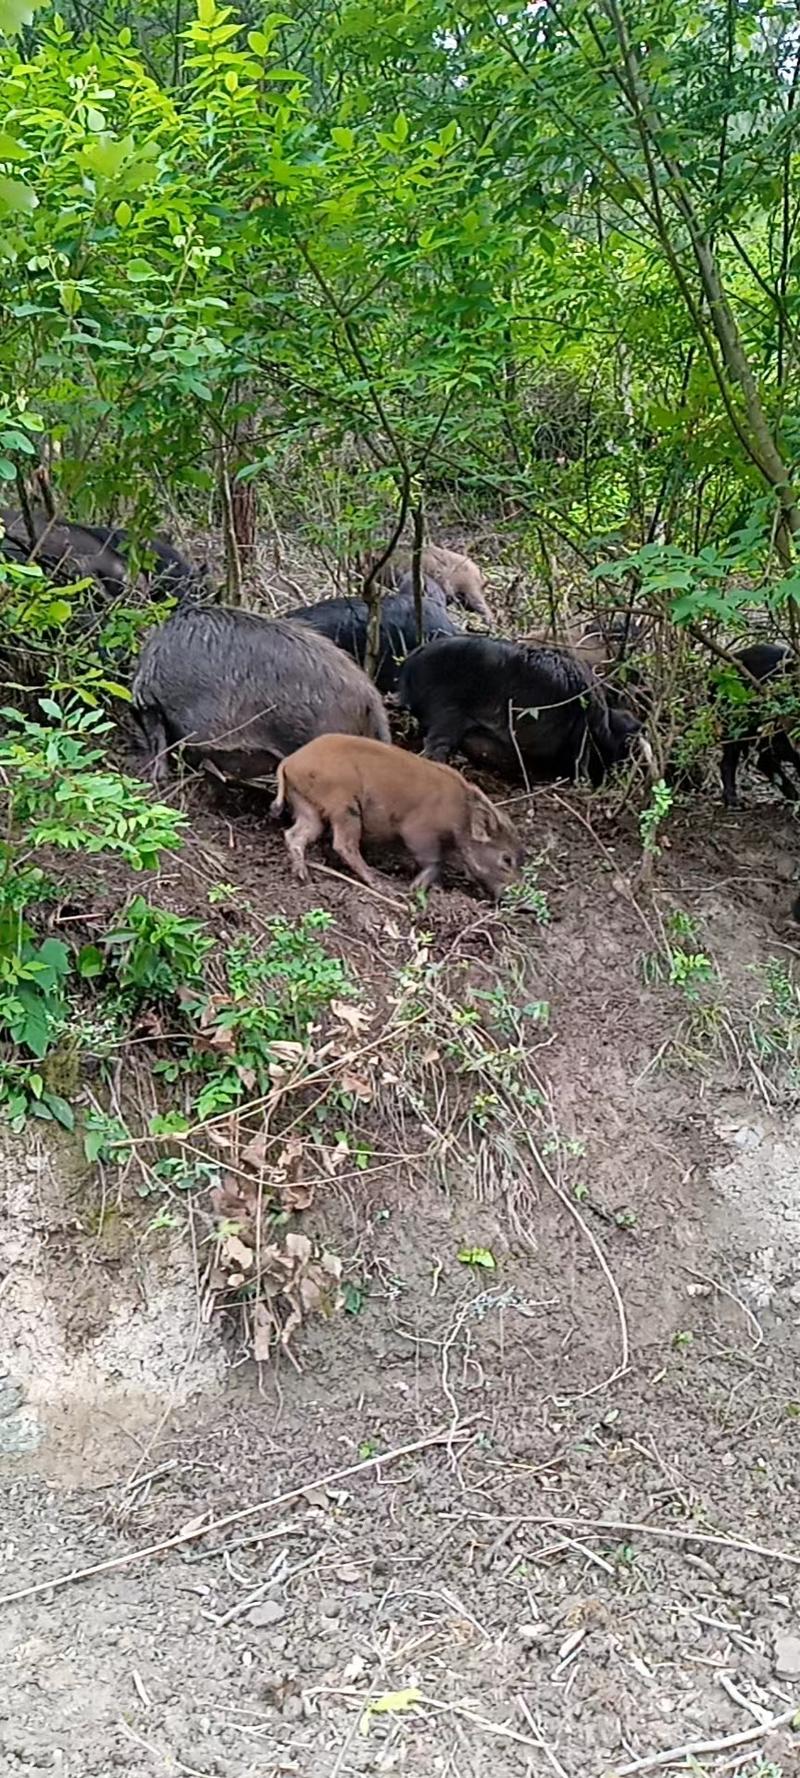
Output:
[272, 735, 523, 897]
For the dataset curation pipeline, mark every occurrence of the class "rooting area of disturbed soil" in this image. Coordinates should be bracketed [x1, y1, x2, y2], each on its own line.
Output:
[2, 756, 800, 1778]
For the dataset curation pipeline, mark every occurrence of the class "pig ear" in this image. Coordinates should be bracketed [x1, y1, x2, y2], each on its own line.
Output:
[468, 797, 497, 842]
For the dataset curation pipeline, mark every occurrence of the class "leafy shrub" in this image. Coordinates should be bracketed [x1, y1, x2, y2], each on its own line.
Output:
[0, 701, 186, 1123]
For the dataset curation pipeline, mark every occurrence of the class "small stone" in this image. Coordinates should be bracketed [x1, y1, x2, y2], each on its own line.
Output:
[719, 1122, 764, 1151]
[0, 1381, 24, 1421]
[518, 1622, 548, 1649]
[774, 1632, 800, 1679]
[789, 1282, 800, 1306]
[248, 1599, 286, 1628]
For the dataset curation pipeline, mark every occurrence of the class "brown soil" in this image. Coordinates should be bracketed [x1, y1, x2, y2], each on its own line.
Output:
[2, 757, 800, 1778]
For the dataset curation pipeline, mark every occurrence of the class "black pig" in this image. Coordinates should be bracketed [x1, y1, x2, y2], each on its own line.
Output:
[286, 590, 459, 692]
[718, 642, 800, 808]
[396, 635, 642, 786]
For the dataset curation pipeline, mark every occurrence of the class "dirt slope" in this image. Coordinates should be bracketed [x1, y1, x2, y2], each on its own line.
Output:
[2, 776, 800, 1778]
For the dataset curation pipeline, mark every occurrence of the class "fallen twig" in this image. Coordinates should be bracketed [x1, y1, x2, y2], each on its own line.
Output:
[0, 1423, 474, 1610]
[607, 1700, 799, 1775]
[468, 1509, 800, 1569]
[517, 1695, 570, 1778]
[306, 858, 406, 910]
[520, 1125, 630, 1399]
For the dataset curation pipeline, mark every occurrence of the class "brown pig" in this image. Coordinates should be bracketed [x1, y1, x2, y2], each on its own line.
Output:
[271, 735, 524, 897]
[373, 544, 494, 624]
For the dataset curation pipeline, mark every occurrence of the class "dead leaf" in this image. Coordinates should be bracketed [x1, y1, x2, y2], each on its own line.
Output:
[178, 1512, 209, 1540]
[269, 1040, 307, 1063]
[222, 1234, 254, 1270]
[299, 1274, 324, 1314]
[131, 1008, 165, 1038]
[237, 1065, 257, 1089]
[340, 1068, 373, 1102]
[279, 1179, 314, 1212]
[277, 1135, 303, 1174]
[242, 1129, 269, 1171]
[285, 1232, 312, 1264]
[253, 1303, 273, 1363]
[331, 999, 371, 1036]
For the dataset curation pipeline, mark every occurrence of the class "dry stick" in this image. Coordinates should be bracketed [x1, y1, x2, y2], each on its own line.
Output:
[607, 1702, 799, 1776]
[520, 1122, 630, 1399]
[306, 858, 406, 911]
[468, 1510, 800, 1569]
[516, 1695, 570, 1778]
[0, 1423, 473, 1610]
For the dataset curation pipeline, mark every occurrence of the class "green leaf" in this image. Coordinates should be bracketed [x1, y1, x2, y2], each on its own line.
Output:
[0, 459, 15, 481]
[331, 126, 354, 151]
[77, 944, 104, 980]
[0, 131, 24, 160]
[38, 938, 70, 979]
[393, 112, 408, 143]
[0, 174, 37, 214]
[18, 997, 51, 1060]
[114, 200, 132, 228]
[44, 599, 72, 625]
[58, 283, 81, 317]
[42, 1092, 75, 1131]
[82, 136, 128, 179]
[0, 427, 35, 452]
[361, 1689, 420, 1734]
[458, 1246, 496, 1269]
[0, 0, 45, 33]
[83, 1126, 106, 1164]
[126, 259, 156, 282]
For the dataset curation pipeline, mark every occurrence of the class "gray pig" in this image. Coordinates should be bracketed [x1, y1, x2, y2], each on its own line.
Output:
[132, 604, 390, 785]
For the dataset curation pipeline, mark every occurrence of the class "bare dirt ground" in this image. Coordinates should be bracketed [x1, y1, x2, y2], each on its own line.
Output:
[2, 761, 800, 1778]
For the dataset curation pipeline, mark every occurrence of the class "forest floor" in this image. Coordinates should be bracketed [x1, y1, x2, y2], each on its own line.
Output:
[2, 656, 800, 1776]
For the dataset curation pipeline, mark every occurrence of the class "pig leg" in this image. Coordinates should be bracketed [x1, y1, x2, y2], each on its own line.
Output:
[329, 810, 381, 889]
[135, 707, 171, 784]
[284, 795, 325, 883]
[420, 714, 464, 763]
[400, 819, 442, 892]
[720, 739, 743, 808]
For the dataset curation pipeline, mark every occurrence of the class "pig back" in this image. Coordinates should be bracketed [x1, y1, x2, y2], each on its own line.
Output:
[287, 591, 459, 692]
[133, 606, 389, 770]
[1, 508, 128, 595]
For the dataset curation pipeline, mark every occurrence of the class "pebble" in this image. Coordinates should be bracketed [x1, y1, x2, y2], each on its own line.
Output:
[789, 1281, 800, 1305]
[774, 1632, 800, 1679]
[247, 1599, 286, 1628]
[518, 1622, 548, 1649]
